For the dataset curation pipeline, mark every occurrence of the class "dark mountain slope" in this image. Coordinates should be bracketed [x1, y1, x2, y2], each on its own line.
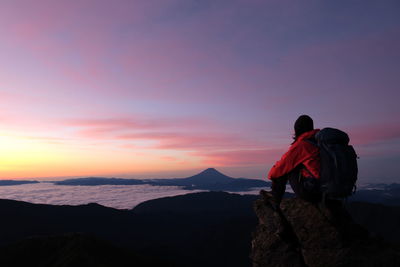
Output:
[133, 191, 258, 215]
[130, 192, 259, 267]
[349, 186, 400, 206]
[0, 192, 259, 267]
[0, 199, 134, 247]
[0, 192, 399, 266]
[0, 233, 167, 267]
[0, 180, 39, 186]
[347, 201, 400, 242]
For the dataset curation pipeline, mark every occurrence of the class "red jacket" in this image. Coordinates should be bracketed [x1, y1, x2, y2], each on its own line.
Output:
[268, 129, 320, 180]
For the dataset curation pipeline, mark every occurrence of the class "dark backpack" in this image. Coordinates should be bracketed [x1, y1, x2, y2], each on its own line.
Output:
[314, 128, 358, 198]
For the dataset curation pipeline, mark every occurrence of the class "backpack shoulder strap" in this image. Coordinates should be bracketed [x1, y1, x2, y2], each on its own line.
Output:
[305, 137, 318, 147]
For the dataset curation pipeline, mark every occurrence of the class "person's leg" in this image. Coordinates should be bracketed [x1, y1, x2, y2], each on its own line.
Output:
[287, 171, 307, 199]
[302, 178, 322, 202]
[270, 175, 289, 204]
[288, 171, 321, 202]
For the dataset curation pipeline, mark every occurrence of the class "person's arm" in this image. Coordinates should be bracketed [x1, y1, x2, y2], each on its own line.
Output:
[268, 141, 305, 179]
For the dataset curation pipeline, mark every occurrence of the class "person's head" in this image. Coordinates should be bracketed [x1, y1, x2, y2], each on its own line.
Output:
[294, 115, 314, 140]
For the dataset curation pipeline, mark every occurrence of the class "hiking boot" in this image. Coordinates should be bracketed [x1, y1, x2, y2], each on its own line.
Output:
[260, 190, 280, 211]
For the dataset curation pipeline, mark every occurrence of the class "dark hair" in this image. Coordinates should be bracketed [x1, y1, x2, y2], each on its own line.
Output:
[293, 115, 314, 141]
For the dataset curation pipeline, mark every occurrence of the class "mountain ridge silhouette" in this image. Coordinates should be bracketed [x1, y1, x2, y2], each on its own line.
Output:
[54, 168, 269, 191]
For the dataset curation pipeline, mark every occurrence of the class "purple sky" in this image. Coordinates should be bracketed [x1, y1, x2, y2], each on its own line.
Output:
[0, 0, 399, 182]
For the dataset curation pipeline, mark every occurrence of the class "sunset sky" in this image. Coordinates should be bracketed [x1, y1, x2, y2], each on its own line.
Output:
[0, 0, 399, 182]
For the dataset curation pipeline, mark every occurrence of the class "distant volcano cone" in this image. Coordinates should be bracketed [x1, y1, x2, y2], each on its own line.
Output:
[185, 168, 233, 184]
[199, 168, 226, 176]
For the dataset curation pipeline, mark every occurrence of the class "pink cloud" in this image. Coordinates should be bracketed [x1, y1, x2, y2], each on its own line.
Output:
[63, 115, 267, 151]
[119, 144, 137, 150]
[22, 135, 70, 143]
[0, 1, 187, 97]
[65, 116, 213, 138]
[66, 117, 197, 128]
[0, 0, 288, 105]
[1, 1, 399, 111]
[0, 108, 63, 134]
[346, 122, 400, 146]
[193, 149, 282, 166]
[160, 156, 178, 162]
[118, 132, 263, 151]
[157, 135, 261, 150]
[0, 91, 15, 100]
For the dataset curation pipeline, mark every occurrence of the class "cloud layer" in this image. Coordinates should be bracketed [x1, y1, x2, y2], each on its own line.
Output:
[0, 183, 202, 209]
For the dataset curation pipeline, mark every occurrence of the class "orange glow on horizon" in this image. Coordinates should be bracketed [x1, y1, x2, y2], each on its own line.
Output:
[0, 133, 203, 179]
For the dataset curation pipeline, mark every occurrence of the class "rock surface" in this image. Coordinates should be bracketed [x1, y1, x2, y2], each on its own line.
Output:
[251, 193, 400, 267]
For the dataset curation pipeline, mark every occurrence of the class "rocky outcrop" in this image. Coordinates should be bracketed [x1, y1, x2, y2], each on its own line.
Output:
[251, 193, 400, 267]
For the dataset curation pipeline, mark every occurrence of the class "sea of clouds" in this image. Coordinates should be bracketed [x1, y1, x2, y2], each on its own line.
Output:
[0, 183, 203, 209]
[0, 183, 262, 209]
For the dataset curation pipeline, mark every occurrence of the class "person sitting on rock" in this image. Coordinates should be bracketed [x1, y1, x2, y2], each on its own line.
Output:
[263, 115, 321, 210]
